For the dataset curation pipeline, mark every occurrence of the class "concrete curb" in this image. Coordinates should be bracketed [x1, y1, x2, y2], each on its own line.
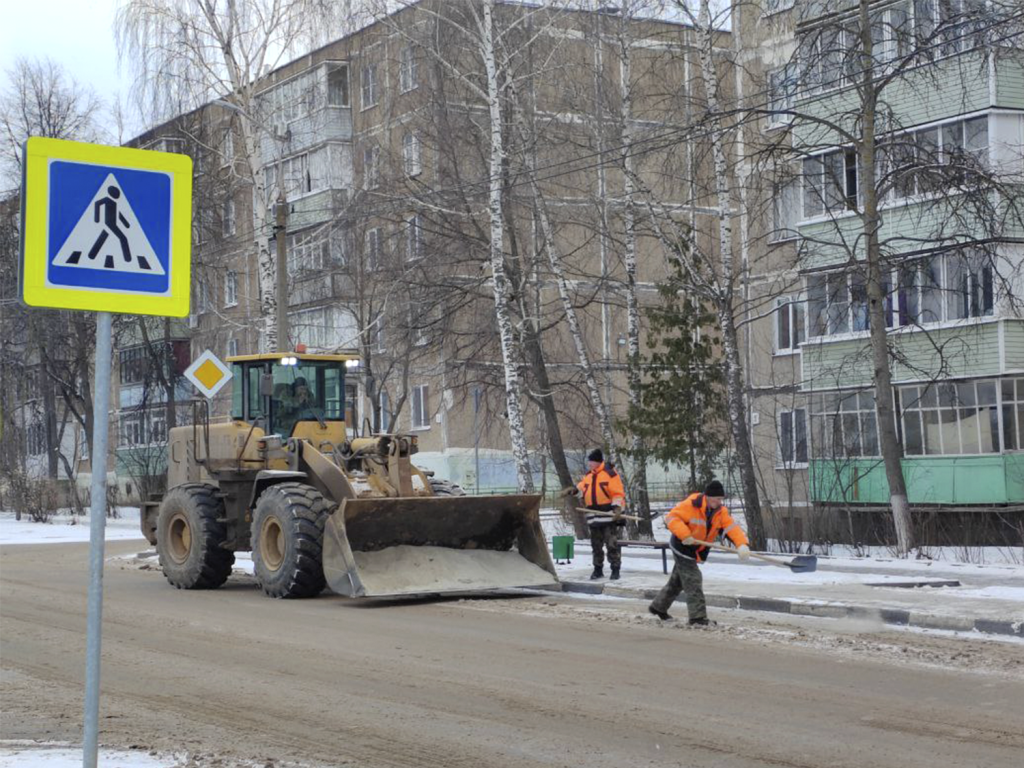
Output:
[561, 581, 1024, 637]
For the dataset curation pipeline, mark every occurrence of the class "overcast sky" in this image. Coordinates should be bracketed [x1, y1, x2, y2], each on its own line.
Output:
[0, 1, 131, 105]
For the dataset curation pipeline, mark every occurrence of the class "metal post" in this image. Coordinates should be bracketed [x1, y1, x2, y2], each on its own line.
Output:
[473, 387, 481, 494]
[82, 311, 112, 768]
[275, 192, 288, 351]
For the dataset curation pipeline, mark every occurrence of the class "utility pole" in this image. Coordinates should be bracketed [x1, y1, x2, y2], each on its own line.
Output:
[275, 189, 288, 351]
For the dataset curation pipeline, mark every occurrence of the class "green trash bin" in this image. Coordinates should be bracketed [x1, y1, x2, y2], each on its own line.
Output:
[552, 535, 574, 563]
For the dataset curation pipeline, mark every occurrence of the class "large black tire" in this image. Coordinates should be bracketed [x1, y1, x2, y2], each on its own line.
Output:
[251, 482, 330, 598]
[156, 483, 234, 589]
[429, 478, 466, 497]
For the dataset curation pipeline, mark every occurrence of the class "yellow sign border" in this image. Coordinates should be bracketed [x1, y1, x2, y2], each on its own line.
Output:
[21, 137, 192, 317]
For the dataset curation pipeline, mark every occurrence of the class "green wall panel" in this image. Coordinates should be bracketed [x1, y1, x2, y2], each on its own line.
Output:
[811, 453, 1024, 504]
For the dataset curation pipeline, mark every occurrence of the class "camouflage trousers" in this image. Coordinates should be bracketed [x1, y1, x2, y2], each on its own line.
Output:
[650, 554, 706, 622]
[589, 525, 621, 569]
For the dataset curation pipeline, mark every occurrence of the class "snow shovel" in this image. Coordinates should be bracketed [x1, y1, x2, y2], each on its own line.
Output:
[703, 541, 817, 573]
[575, 507, 645, 523]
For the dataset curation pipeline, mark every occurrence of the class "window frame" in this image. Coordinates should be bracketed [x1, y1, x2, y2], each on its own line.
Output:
[411, 384, 431, 430]
[778, 407, 809, 468]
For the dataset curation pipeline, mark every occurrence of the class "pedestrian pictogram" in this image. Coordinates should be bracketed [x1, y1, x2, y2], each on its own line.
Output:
[184, 350, 233, 399]
[20, 137, 192, 316]
[52, 173, 166, 275]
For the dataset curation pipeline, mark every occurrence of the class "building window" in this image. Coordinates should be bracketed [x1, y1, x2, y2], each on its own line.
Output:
[362, 145, 380, 190]
[901, 380, 999, 456]
[373, 314, 386, 352]
[361, 63, 378, 109]
[764, 0, 796, 15]
[808, 251, 995, 338]
[27, 422, 46, 456]
[119, 346, 146, 385]
[802, 149, 857, 219]
[767, 64, 796, 126]
[221, 129, 234, 166]
[403, 132, 421, 176]
[327, 63, 350, 107]
[770, 178, 800, 241]
[811, 391, 880, 458]
[399, 45, 418, 93]
[288, 306, 348, 351]
[287, 229, 339, 277]
[411, 384, 430, 429]
[405, 214, 422, 261]
[379, 390, 391, 432]
[227, 337, 239, 358]
[779, 408, 808, 465]
[120, 413, 146, 447]
[222, 199, 236, 238]
[881, 116, 988, 202]
[775, 296, 805, 352]
[366, 227, 382, 270]
[224, 270, 238, 307]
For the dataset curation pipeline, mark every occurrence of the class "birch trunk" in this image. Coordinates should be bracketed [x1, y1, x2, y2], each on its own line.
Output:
[857, 0, 913, 553]
[240, 117, 278, 352]
[482, 0, 534, 493]
[616, 15, 651, 530]
[692, 0, 765, 548]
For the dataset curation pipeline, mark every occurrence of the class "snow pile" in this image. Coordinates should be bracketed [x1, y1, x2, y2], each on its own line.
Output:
[0, 508, 144, 545]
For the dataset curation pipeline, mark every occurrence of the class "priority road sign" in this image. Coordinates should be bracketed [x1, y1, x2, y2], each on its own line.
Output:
[184, 350, 233, 399]
[20, 137, 192, 317]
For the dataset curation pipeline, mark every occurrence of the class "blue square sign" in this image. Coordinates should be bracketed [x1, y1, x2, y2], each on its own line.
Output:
[47, 161, 173, 295]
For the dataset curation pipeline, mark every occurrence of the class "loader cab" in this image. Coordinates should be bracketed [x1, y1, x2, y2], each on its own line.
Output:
[226, 353, 358, 440]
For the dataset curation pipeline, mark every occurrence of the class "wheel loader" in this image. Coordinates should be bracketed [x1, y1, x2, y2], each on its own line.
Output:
[141, 352, 557, 598]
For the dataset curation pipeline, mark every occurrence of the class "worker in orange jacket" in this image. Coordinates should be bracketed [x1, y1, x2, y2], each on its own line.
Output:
[648, 480, 750, 626]
[569, 448, 626, 581]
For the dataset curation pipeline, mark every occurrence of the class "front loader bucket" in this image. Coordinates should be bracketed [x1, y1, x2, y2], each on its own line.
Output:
[322, 494, 558, 598]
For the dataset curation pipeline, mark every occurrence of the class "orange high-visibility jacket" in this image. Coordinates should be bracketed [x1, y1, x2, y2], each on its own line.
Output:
[665, 492, 748, 562]
[577, 463, 626, 525]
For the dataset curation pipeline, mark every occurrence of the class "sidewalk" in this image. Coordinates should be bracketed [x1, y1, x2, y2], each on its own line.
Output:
[554, 544, 1024, 637]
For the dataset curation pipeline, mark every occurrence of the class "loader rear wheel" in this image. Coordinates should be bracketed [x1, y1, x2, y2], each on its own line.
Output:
[251, 482, 329, 599]
[429, 478, 466, 497]
[156, 484, 234, 589]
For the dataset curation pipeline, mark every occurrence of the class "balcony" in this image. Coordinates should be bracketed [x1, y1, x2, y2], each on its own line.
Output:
[800, 318, 1014, 390]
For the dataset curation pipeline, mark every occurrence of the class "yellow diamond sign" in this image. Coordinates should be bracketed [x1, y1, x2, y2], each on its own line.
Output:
[183, 349, 232, 399]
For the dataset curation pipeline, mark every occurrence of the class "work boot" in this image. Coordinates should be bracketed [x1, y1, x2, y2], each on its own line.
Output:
[590, 567, 604, 580]
[610, 567, 620, 581]
[688, 617, 716, 627]
[648, 605, 673, 621]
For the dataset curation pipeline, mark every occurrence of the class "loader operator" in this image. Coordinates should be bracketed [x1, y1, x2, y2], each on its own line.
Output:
[648, 480, 750, 626]
[569, 449, 626, 581]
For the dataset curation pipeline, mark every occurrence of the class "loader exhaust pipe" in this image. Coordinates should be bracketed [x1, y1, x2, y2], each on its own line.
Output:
[322, 494, 558, 598]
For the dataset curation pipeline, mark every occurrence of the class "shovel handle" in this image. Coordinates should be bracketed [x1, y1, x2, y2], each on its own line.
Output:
[702, 541, 792, 569]
[575, 507, 644, 522]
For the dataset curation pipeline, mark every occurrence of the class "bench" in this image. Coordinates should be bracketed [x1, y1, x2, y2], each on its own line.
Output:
[618, 539, 670, 574]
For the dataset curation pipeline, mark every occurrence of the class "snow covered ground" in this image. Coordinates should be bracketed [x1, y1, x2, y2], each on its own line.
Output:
[0, 508, 145, 545]
[0, 742, 171, 768]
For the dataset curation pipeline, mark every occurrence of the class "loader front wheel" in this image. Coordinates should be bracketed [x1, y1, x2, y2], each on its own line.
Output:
[157, 484, 234, 589]
[251, 482, 329, 598]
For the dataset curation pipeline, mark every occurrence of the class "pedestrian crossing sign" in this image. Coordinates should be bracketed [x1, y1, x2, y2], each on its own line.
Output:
[20, 137, 192, 316]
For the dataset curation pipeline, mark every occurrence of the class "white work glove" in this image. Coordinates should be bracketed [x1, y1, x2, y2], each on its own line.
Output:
[681, 536, 698, 546]
[737, 544, 751, 561]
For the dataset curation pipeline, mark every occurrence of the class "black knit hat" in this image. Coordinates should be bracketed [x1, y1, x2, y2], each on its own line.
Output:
[704, 480, 725, 497]
[587, 448, 604, 463]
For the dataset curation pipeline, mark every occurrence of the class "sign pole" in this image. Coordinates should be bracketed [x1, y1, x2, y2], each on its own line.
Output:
[82, 310, 112, 768]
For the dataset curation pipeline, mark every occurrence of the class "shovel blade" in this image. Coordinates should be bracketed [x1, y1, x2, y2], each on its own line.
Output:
[788, 555, 817, 573]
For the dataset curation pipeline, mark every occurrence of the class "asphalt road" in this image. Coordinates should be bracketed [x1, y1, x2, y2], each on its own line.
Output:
[2, 540, 1023, 768]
